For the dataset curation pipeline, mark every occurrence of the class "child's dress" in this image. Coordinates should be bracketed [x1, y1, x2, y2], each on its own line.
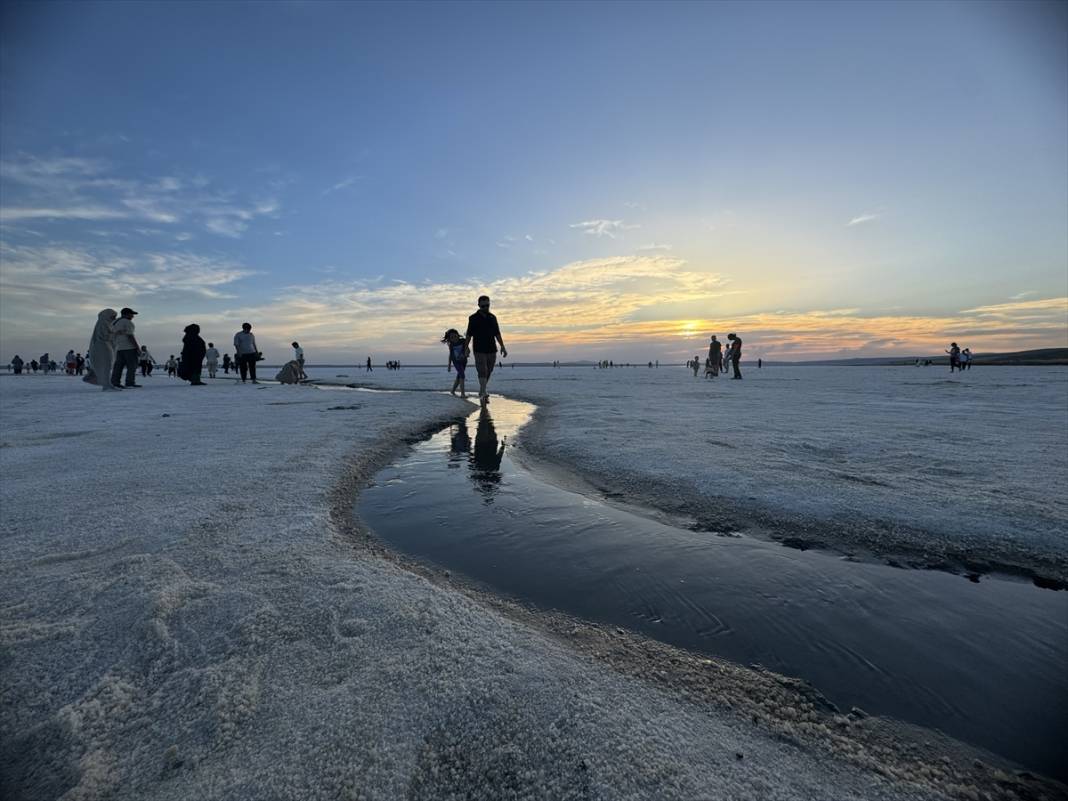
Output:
[449, 342, 467, 379]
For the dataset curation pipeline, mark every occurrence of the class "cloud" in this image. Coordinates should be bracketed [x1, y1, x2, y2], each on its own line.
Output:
[847, 213, 879, 226]
[638, 242, 673, 252]
[434, 228, 450, 240]
[0, 153, 281, 238]
[569, 219, 639, 238]
[1010, 290, 1037, 301]
[525, 234, 534, 242]
[323, 176, 362, 195]
[0, 240, 255, 307]
[0, 206, 131, 222]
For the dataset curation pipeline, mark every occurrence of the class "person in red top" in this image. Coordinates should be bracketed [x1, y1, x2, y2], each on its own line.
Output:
[464, 295, 508, 405]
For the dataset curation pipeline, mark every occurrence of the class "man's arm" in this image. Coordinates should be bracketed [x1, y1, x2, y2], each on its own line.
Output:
[496, 333, 507, 358]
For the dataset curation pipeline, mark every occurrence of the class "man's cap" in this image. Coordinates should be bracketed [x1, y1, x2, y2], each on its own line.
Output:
[121, 307, 138, 316]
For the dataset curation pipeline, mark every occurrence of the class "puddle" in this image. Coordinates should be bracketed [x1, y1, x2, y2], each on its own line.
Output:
[358, 396, 1068, 779]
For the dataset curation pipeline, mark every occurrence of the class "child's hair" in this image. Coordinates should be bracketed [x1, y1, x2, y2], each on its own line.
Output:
[441, 328, 459, 343]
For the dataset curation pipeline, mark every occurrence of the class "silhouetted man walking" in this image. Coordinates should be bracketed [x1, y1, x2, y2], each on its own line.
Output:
[464, 295, 507, 404]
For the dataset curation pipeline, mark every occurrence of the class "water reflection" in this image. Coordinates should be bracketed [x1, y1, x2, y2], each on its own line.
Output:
[446, 408, 507, 501]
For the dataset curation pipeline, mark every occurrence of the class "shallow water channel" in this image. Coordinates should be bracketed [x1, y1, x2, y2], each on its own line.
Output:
[358, 395, 1068, 778]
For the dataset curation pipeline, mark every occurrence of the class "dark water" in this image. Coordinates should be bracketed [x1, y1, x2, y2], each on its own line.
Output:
[358, 396, 1068, 779]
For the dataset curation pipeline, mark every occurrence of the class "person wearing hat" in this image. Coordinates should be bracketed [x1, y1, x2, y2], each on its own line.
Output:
[110, 307, 142, 388]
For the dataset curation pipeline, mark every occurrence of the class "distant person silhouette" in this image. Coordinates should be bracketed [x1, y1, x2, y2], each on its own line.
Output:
[946, 342, 961, 372]
[464, 295, 507, 405]
[205, 342, 220, 378]
[708, 336, 721, 378]
[366, 356, 373, 372]
[180, 324, 207, 385]
[727, 333, 742, 379]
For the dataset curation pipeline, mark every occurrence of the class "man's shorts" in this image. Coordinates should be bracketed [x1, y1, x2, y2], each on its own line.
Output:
[474, 352, 496, 379]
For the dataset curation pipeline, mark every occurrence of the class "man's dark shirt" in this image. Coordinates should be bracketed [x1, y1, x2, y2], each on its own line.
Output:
[466, 311, 501, 354]
[731, 337, 742, 358]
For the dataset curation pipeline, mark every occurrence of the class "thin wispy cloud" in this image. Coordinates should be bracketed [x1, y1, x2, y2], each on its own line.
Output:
[0, 206, 131, 222]
[0, 153, 280, 239]
[847, 213, 879, 226]
[1010, 290, 1037, 301]
[322, 175, 362, 195]
[638, 242, 673, 252]
[569, 219, 639, 238]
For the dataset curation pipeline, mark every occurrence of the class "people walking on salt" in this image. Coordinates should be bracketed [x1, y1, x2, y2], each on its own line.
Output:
[222, 353, 232, 374]
[65, 350, 77, 374]
[86, 309, 119, 392]
[961, 347, 972, 370]
[946, 342, 961, 372]
[442, 328, 469, 398]
[727, 333, 743, 379]
[366, 356, 373, 372]
[10, 355, 24, 374]
[180, 324, 207, 386]
[233, 322, 260, 384]
[110, 308, 141, 388]
[464, 295, 507, 405]
[205, 343, 220, 378]
[76, 353, 85, 375]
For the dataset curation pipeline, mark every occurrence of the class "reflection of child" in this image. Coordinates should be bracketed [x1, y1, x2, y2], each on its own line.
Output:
[442, 328, 469, 398]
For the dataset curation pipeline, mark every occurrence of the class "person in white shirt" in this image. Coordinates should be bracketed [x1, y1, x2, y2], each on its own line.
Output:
[205, 342, 221, 379]
[110, 307, 142, 387]
[233, 322, 260, 383]
[291, 341, 306, 380]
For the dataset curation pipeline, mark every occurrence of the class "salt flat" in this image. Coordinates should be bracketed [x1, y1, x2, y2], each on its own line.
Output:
[334, 365, 1068, 584]
[0, 374, 1057, 800]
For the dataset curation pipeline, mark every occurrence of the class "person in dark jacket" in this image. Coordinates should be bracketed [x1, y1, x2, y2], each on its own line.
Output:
[180, 324, 207, 386]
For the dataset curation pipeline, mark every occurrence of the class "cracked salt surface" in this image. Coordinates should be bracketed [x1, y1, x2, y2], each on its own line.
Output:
[360, 396, 1068, 780]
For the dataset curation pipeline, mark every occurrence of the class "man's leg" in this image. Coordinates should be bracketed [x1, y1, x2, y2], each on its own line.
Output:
[247, 356, 258, 382]
[122, 350, 138, 385]
[732, 356, 742, 379]
[238, 356, 249, 381]
[110, 353, 124, 387]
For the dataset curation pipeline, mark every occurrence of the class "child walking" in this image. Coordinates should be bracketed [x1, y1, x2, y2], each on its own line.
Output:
[442, 328, 469, 398]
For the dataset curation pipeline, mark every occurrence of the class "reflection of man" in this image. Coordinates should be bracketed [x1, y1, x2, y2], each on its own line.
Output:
[464, 295, 507, 405]
[469, 408, 506, 500]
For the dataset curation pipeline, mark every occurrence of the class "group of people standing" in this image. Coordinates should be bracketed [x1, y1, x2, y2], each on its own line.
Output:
[75, 308, 270, 391]
[698, 333, 743, 379]
[946, 343, 974, 372]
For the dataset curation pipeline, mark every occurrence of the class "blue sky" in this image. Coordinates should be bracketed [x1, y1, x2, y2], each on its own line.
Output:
[1, 0, 1065, 362]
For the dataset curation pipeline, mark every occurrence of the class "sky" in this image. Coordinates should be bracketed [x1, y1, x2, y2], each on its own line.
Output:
[1, 0, 1066, 363]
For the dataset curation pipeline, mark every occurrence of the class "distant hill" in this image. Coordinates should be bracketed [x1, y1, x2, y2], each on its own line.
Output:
[771, 348, 1068, 367]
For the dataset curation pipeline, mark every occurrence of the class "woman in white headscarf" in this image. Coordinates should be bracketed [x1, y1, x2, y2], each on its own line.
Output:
[86, 308, 120, 391]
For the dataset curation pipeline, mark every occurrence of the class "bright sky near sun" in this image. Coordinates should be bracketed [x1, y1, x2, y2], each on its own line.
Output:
[1, 0, 1066, 363]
